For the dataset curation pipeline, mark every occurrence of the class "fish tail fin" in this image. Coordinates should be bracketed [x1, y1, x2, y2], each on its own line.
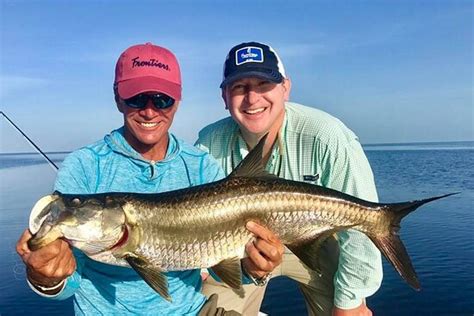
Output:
[369, 192, 458, 290]
[387, 192, 458, 223]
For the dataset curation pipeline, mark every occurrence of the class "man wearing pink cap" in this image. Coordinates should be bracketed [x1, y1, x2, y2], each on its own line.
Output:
[16, 43, 283, 315]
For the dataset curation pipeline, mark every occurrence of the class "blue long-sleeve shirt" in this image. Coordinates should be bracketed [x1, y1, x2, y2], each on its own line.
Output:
[37, 128, 225, 315]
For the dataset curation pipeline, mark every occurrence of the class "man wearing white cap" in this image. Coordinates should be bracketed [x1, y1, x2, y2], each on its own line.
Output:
[196, 42, 383, 316]
[16, 42, 283, 315]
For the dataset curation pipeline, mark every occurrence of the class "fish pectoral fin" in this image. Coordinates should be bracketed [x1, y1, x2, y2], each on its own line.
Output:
[210, 257, 242, 289]
[124, 254, 171, 301]
[286, 240, 323, 275]
[286, 226, 349, 275]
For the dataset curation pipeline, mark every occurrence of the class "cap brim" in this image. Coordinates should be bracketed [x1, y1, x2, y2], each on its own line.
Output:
[117, 76, 182, 100]
[220, 69, 283, 88]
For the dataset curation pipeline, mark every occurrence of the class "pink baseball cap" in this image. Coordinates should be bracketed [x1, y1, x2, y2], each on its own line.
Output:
[114, 42, 182, 100]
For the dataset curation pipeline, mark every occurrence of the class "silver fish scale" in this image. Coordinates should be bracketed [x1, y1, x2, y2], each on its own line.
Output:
[117, 177, 385, 272]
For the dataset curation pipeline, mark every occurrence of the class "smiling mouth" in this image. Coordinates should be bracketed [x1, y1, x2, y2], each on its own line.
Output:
[244, 108, 266, 115]
[139, 122, 159, 128]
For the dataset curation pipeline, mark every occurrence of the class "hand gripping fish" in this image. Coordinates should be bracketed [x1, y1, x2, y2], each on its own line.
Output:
[27, 135, 457, 301]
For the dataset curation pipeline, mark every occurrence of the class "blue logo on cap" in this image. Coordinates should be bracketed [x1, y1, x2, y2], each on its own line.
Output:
[236, 47, 264, 65]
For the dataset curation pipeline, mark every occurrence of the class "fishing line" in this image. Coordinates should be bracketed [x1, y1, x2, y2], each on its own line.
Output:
[1, 111, 59, 172]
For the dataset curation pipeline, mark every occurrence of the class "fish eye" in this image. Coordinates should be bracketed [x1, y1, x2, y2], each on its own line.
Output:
[71, 198, 81, 206]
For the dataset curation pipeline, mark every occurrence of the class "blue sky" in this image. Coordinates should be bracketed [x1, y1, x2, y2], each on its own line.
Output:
[1, 0, 472, 153]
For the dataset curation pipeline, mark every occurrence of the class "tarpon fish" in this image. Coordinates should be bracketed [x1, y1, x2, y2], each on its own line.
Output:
[28, 136, 456, 301]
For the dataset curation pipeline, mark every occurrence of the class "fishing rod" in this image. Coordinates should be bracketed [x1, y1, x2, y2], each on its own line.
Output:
[1, 110, 59, 172]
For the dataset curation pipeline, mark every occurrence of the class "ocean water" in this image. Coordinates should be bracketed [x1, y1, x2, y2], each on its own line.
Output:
[0, 143, 473, 315]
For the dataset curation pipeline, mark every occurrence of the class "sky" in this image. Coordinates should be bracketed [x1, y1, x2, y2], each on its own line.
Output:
[0, 0, 473, 153]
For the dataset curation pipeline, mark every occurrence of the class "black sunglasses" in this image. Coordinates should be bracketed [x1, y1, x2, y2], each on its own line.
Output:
[123, 93, 175, 110]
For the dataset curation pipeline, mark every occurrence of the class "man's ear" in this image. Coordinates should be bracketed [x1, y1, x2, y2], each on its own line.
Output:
[282, 78, 292, 102]
[116, 101, 124, 113]
[115, 95, 124, 113]
[221, 88, 229, 110]
[114, 85, 124, 113]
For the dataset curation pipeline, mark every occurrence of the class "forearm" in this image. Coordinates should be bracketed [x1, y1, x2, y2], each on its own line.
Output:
[333, 230, 383, 309]
[319, 137, 382, 307]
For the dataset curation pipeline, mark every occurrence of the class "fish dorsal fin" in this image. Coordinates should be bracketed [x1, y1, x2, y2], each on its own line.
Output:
[124, 254, 171, 301]
[210, 257, 242, 289]
[229, 134, 278, 180]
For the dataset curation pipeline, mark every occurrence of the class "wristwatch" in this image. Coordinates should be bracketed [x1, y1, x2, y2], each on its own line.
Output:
[241, 261, 272, 286]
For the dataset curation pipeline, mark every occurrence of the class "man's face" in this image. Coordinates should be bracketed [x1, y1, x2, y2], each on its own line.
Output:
[117, 92, 179, 156]
[223, 77, 291, 139]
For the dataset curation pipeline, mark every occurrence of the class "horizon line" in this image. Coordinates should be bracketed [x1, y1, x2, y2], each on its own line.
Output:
[1, 140, 473, 155]
[363, 139, 474, 147]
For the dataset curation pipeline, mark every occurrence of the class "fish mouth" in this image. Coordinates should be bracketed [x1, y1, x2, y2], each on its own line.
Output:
[29, 226, 128, 254]
[29, 195, 59, 235]
[27, 225, 63, 251]
[28, 194, 64, 251]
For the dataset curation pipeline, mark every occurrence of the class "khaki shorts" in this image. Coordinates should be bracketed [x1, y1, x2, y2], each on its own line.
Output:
[202, 237, 339, 316]
[198, 294, 241, 316]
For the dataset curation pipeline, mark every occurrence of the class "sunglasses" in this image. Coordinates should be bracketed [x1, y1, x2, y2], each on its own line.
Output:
[123, 93, 175, 110]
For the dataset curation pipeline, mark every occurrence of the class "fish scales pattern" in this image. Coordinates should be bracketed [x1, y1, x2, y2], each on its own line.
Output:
[28, 179, 455, 296]
[100, 177, 387, 271]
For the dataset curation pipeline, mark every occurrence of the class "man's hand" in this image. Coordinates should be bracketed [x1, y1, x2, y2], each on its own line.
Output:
[242, 221, 284, 279]
[16, 229, 76, 288]
[333, 303, 372, 316]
